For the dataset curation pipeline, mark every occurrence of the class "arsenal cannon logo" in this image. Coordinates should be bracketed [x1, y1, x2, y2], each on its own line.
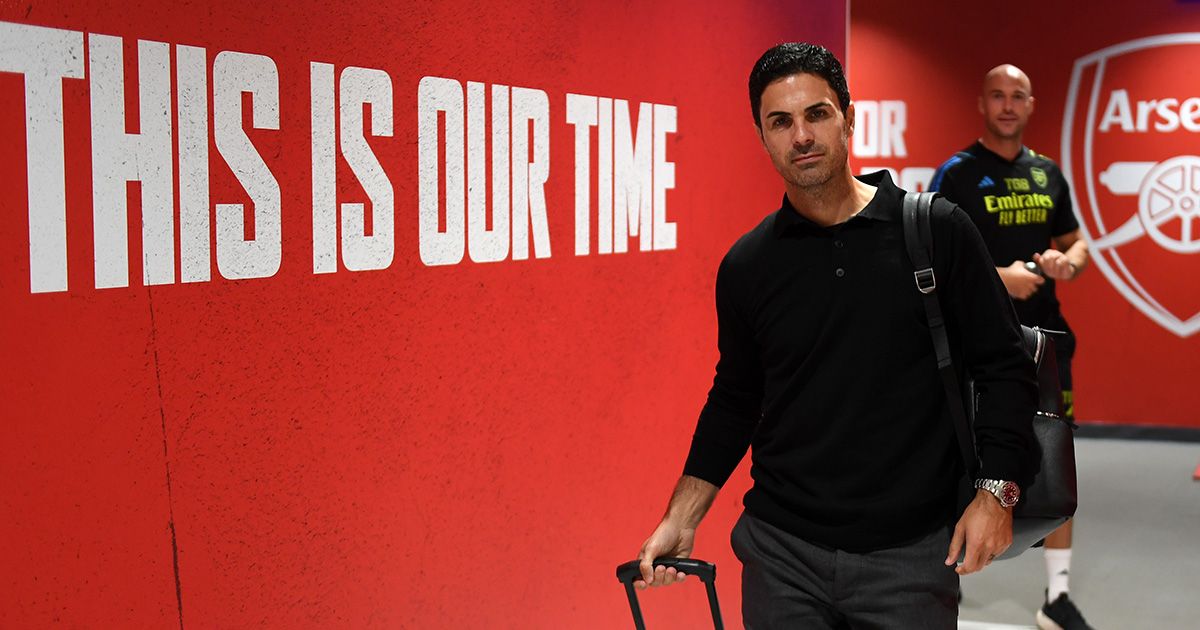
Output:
[1062, 34, 1200, 337]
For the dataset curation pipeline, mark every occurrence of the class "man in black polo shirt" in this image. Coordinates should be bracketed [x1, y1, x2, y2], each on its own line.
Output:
[929, 64, 1092, 630]
[631, 44, 1037, 628]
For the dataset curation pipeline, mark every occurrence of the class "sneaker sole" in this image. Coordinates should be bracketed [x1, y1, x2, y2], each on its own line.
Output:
[1035, 609, 1065, 630]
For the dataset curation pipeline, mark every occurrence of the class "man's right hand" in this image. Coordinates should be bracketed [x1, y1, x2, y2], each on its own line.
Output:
[998, 260, 1044, 300]
[634, 519, 695, 589]
[634, 475, 717, 589]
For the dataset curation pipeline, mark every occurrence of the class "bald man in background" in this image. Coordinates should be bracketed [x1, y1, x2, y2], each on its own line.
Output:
[929, 64, 1093, 630]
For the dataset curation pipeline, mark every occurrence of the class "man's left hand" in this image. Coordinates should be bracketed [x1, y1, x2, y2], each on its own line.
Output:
[944, 489, 1013, 575]
[1033, 249, 1075, 280]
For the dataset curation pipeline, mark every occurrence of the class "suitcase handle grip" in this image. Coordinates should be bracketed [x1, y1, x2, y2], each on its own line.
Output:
[615, 557, 716, 584]
[615, 558, 724, 629]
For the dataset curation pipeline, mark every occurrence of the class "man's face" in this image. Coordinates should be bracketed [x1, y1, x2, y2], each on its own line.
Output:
[979, 70, 1034, 140]
[757, 73, 853, 190]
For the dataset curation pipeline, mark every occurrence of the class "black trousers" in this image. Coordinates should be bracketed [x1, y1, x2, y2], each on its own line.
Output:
[731, 512, 959, 630]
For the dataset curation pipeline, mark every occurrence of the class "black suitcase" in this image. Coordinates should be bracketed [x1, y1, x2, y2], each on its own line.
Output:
[614, 557, 724, 630]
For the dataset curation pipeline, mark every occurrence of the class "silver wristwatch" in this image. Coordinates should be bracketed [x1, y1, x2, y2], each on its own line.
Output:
[974, 478, 1020, 508]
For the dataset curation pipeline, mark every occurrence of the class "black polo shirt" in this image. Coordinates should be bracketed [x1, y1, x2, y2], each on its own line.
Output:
[683, 170, 1037, 552]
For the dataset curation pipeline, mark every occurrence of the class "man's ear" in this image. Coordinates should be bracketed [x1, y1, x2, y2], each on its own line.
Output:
[846, 102, 856, 136]
[1028, 95, 1036, 115]
[978, 95, 986, 115]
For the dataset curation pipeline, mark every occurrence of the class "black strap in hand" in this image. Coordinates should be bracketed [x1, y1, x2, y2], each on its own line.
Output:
[901, 191, 980, 477]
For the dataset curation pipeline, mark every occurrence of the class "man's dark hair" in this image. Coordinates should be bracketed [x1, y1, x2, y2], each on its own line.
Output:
[749, 43, 851, 127]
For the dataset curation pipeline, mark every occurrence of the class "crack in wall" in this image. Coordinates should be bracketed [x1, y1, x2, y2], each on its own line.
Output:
[149, 289, 186, 630]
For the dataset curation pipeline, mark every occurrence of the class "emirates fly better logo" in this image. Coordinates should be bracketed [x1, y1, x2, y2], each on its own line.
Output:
[1062, 34, 1200, 337]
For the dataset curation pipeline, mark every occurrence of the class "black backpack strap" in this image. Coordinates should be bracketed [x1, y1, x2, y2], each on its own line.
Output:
[901, 191, 980, 477]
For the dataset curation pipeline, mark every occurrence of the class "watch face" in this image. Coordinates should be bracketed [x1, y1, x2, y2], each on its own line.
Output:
[1000, 482, 1020, 506]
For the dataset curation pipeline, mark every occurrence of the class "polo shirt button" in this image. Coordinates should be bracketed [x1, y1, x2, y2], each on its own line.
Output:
[835, 240, 845, 248]
[835, 268, 845, 278]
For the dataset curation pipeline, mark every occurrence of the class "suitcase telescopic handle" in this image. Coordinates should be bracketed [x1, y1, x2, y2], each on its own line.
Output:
[615, 557, 716, 584]
[614, 558, 723, 630]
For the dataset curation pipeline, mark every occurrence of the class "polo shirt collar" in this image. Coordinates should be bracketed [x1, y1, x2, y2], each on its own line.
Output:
[772, 169, 901, 237]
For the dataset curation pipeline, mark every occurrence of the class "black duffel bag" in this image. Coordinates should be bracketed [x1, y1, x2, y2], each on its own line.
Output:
[903, 191, 1078, 560]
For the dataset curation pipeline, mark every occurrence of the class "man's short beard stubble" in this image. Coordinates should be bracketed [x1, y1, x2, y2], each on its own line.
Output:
[780, 138, 848, 190]
[780, 145, 836, 189]
[766, 119, 852, 191]
[986, 117, 1026, 141]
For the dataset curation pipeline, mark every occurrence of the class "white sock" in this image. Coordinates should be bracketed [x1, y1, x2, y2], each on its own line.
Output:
[1045, 548, 1072, 602]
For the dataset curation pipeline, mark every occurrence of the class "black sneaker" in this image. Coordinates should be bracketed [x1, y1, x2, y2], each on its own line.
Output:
[1036, 591, 1095, 630]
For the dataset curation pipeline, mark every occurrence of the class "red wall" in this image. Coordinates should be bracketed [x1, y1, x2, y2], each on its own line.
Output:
[849, 0, 1200, 428]
[0, 1, 845, 627]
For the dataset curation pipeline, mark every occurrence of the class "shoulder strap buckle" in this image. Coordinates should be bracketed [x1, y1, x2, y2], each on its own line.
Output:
[914, 268, 937, 294]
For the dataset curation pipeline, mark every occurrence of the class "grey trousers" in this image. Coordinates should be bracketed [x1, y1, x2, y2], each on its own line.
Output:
[731, 512, 959, 630]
